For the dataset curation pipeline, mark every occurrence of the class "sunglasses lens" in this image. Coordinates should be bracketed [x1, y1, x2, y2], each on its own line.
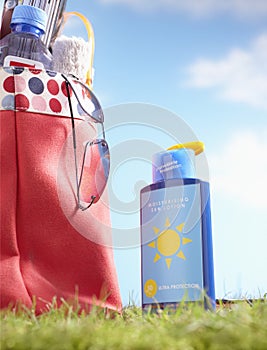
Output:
[73, 80, 104, 123]
[79, 140, 110, 205]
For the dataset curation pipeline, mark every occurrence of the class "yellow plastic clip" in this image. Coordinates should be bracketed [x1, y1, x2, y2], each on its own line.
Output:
[167, 141, 205, 155]
[64, 11, 95, 89]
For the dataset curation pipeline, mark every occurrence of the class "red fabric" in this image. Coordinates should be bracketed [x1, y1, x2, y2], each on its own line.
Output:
[0, 110, 121, 313]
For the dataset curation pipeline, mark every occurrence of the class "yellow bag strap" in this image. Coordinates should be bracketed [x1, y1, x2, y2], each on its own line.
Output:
[63, 11, 95, 89]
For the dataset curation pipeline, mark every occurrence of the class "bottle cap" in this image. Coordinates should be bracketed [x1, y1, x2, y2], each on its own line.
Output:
[167, 141, 204, 155]
[152, 142, 204, 182]
[11, 5, 47, 33]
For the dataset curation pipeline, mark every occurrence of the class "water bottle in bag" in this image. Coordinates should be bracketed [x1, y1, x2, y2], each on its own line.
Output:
[0, 4, 52, 69]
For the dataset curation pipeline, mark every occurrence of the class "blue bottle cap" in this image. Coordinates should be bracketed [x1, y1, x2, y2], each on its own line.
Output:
[11, 5, 47, 33]
[152, 148, 196, 182]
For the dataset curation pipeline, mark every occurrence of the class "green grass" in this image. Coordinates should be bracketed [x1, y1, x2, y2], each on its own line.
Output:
[1, 299, 267, 350]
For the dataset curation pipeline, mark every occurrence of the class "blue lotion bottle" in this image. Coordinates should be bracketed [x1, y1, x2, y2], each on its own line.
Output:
[140, 142, 215, 310]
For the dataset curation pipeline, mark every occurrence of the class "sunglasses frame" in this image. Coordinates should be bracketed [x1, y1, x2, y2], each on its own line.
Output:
[62, 74, 109, 211]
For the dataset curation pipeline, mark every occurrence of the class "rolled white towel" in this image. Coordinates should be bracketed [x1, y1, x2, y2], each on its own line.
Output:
[52, 35, 93, 83]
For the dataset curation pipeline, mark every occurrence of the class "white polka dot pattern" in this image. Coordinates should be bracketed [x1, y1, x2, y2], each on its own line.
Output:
[0, 67, 94, 120]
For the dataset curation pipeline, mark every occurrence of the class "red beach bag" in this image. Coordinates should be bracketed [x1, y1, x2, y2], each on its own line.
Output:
[0, 66, 121, 313]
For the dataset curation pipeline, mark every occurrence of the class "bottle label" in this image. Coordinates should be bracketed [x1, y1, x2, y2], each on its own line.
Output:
[141, 183, 204, 305]
[3, 55, 44, 69]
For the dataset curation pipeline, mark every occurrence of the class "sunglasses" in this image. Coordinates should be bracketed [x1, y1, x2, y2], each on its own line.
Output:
[62, 74, 110, 211]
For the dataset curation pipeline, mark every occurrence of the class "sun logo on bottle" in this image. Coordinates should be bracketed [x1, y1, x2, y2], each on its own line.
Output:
[148, 217, 192, 269]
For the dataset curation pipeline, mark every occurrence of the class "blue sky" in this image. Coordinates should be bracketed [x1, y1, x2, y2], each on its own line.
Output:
[64, 0, 267, 305]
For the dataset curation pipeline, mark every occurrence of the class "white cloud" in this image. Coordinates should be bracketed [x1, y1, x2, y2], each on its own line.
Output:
[186, 34, 267, 110]
[209, 129, 267, 209]
[99, 0, 267, 18]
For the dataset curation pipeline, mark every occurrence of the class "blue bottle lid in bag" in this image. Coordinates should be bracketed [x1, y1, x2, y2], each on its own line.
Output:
[10, 5, 47, 33]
